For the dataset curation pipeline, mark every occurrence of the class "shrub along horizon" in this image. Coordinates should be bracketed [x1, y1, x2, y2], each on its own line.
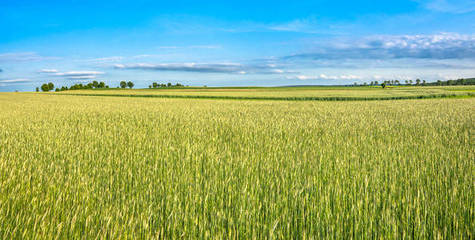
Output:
[37, 81, 110, 92]
[40, 82, 54, 92]
[150, 82, 184, 88]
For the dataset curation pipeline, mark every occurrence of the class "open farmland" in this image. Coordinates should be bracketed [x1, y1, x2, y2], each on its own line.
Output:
[55, 86, 475, 101]
[0, 90, 474, 239]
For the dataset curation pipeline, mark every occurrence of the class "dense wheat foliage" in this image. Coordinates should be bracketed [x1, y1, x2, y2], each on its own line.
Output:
[0, 93, 473, 239]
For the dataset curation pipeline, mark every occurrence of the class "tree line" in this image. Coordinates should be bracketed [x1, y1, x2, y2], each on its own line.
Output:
[36, 81, 139, 92]
[35, 81, 188, 92]
[353, 78, 475, 88]
[148, 82, 184, 88]
[36, 81, 111, 92]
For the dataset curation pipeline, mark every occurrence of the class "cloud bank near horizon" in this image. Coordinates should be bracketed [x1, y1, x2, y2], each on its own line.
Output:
[285, 33, 475, 60]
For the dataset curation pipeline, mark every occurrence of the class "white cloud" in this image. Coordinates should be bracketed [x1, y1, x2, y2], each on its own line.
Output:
[113, 62, 287, 74]
[53, 71, 104, 77]
[0, 78, 30, 83]
[39, 69, 58, 73]
[418, 0, 475, 13]
[286, 33, 475, 60]
[268, 18, 323, 33]
[39, 70, 104, 80]
[86, 56, 123, 62]
[290, 74, 362, 80]
[67, 76, 97, 79]
[114, 63, 243, 73]
[0, 52, 59, 62]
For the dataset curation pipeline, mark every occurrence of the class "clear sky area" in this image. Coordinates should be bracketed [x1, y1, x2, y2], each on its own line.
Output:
[1, 0, 474, 90]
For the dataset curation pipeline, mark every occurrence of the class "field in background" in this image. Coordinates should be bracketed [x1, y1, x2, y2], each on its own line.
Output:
[54, 85, 475, 100]
[0, 92, 473, 239]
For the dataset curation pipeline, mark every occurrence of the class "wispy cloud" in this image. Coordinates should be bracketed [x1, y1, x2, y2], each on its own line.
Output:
[85, 56, 124, 62]
[286, 33, 475, 60]
[39, 69, 59, 73]
[39, 70, 104, 80]
[288, 74, 362, 80]
[114, 62, 288, 74]
[267, 17, 333, 34]
[0, 52, 59, 62]
[0, 78, 30, 83]
[67, 76, 97, 79]
[154, 15, 344, 35]
[114, 63, 243, 73]
[53, 71, 104, 77]
[417, 0, 475, 14]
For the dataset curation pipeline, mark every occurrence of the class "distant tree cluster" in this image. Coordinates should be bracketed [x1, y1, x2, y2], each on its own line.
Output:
[37, 81, 109, 92]
[148, 82, 184, 88]
[426, 78, 475, 86]
[353, 78, 474, 88]
[39, 82, 55, 92]
[66, 81, 109, 91]
[120, 81, 135, 89]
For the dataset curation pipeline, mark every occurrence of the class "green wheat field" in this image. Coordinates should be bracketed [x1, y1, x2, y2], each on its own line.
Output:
[0, 87, 474, 239]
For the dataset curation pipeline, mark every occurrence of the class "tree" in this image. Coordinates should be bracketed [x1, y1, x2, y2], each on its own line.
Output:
[36, 87, 39, 92]
[167, 82, 172, 87]
[381, 83, 386, 89]
[415, 79, 421, 86]
[92, 81, 99, 88]
[127, 81, 134, 89]
[149, 85, 152, 88]
[409, 80, 413, 85]
[153, 82, 158, 88]
[47, 82, 54, 91]
[422, 80, 426, 86]
[55, 88, 60, 92]
[437, 80, 442, 86]
[374, 81, 378, 86]
[98, 82, 105, 88]
[120, 81, 127, 88]
[41, 84, 50, 92]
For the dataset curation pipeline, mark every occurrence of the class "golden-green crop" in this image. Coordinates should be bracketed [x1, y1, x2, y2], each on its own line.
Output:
[57, 85, 475, 100]
[0, 92, 473, 239]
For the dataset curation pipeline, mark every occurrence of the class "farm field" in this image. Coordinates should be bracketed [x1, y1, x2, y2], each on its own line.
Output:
[0, 91, 474, 239]
[55, 85, 475, 100]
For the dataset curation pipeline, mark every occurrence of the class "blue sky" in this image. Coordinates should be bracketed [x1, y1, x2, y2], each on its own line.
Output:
[1, 0, 474, 91]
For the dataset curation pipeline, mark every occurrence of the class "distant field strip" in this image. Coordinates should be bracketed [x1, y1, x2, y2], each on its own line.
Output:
[47, 86, 475, 101]
[52, 92, 475, 101]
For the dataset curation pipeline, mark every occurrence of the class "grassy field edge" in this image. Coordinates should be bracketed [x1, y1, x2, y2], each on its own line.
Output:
[49, 92, 475, 101]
